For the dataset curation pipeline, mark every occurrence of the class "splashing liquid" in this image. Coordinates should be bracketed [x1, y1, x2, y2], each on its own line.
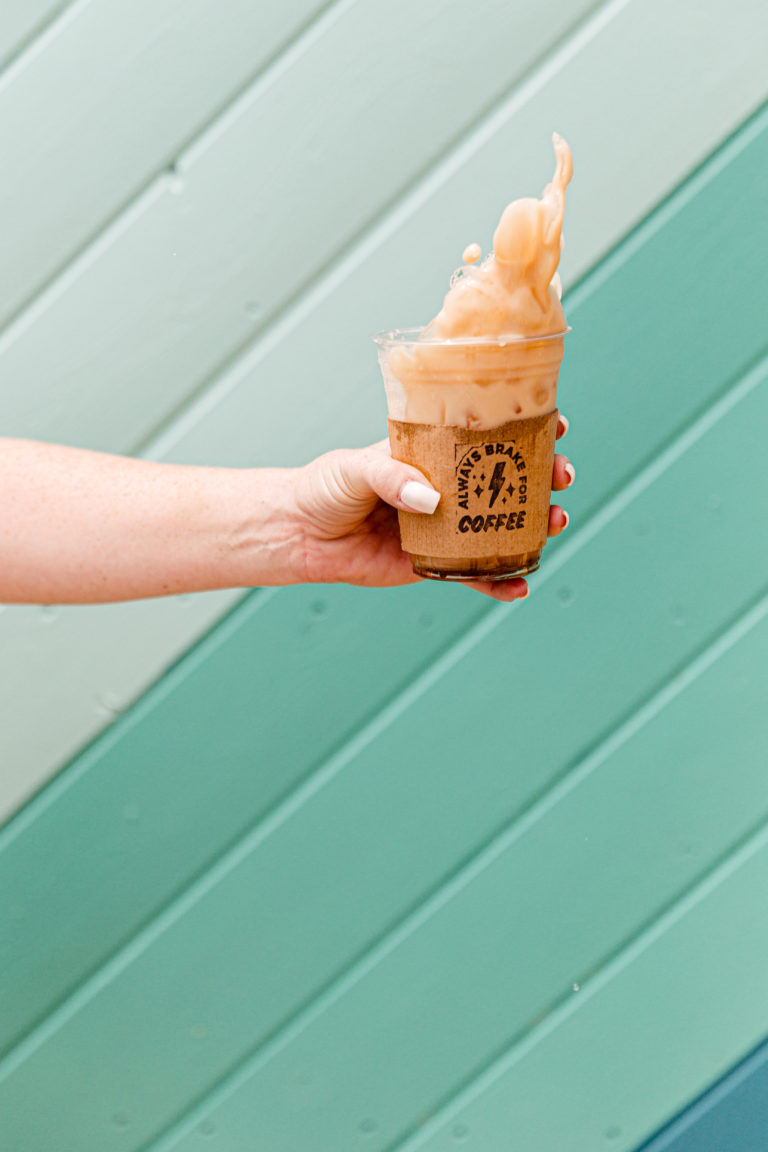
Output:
[387, 134, 572, 430]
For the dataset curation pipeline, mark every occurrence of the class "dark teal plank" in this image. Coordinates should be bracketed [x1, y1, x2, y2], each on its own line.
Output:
[404, 807, 768, 1152]
[638, 1038, 768, 1152]
[0, 581, 489, 1056]
[560, 100, 768, 527]
[1, 104, 767, 1150]
[1, 355, 765, 1152]
[160, 602, 768, 1152]
[0, 100, 764, 1069]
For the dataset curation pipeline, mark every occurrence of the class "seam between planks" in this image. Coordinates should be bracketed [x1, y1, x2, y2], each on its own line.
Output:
[634, 1036, 768, 1151]
[0, 0, 353, 342]
[0, 586, 282, 849]
[1, 88, 755, 810]
[136, 586, 768, 1152]
[137, 86, 768, 461]
[385, 746, 768, 1152]
[0, 345, 765, 1095]
[135, 0, 626, 457]
[565, 95, 768, 314]
[0, 0, 84, 82]
[0, 0, 615, 428]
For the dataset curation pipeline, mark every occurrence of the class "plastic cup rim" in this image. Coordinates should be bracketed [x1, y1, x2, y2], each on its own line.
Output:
[371, 325, 571, 347]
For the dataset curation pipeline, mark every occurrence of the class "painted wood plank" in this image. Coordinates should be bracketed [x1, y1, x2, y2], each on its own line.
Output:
[0, 1, 67, 72]
[0, 0, 599, 453]
[156, 601, 768, 1152]
[396, 810, 768, 1152]
[1, 82, 766, 830]
[0, 0, 329, 328]
[151, 3, 768, 469]
[0, 589, 240, 824]
[0, 0, 613, 824]
[638, 1040, 768, 1152]
[0, 581, 489, 1058]
[0, 352, 765, 1150]
[1, 100, 765, 1033]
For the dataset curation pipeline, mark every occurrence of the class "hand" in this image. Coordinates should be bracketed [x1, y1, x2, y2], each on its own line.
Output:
[295, 415, 574, 601]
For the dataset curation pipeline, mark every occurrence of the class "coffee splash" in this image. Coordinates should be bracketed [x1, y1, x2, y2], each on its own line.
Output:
[386, 133, 572, 430]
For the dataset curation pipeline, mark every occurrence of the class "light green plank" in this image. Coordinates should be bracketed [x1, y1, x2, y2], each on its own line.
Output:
[0, 581, 489, 1057]
[405, 786, 768, 1151]
[154, 3, 768, 470]
[0, 1, 66, 71]
[164, 601, 768, 1152]
[0, 0, 327, 326]
[0, 0, 703, 455]
[1, 103, 765, 1052]
[1, 345, 765, 1151]
[0, 587, 240, 822]
[3, 0, 766, 826]
[0, 93, 766, 1069]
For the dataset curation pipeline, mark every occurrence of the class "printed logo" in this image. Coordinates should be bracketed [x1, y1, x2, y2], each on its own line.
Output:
[454, 441, 529, 535]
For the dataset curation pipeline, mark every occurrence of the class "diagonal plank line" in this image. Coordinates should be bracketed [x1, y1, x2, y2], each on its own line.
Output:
[0, 0, 623, 814]
[385, 709, 768, 1151]
[135, 0, 627, 457]
[0, 0, 618, 422]
[137, 30, 768, 462]
[0, 0, 353, 343]
[139, 590, 768, 1151]
[565, 95, 768, 314]
[0, 0, 84, 84]
[3, 4, 758, 813]
[633, 1036, 768, 1152]
[0, 586, 281, 851]
[0, 343, 765, 1103]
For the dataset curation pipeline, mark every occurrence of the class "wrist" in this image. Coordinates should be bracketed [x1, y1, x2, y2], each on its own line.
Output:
[217, 467, 309, 588]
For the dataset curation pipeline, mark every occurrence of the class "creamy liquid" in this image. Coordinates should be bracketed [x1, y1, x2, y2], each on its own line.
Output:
[387, 133, 572, 428]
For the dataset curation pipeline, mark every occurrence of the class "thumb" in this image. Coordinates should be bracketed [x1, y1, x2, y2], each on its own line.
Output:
[336, 444, 441, 514]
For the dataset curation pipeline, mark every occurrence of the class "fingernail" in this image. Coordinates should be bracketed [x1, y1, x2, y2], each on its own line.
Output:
[400, 480, 440, 514]
[558, 414, 569, 437]
[564, 462, 576, 486]
[562, 509, 570, 530]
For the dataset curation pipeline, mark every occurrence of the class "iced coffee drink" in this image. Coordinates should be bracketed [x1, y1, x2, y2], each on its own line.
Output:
[375, 133, 572, 581]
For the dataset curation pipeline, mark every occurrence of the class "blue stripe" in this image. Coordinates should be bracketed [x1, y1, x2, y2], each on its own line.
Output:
[639, 1039, 768, 1152]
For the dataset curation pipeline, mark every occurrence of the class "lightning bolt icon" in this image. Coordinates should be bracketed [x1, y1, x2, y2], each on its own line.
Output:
[488, 461, 505, 508]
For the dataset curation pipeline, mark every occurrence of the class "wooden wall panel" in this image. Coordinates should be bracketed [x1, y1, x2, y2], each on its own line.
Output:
[402, 768, 768, 1152]
[166, 605, 768, 1152]
[0, 0, 597, 453]
[0, 0, 329, 325]
[2, 99, 765, 1064]
[1, 227, 767, 1151]
[2, 0, 766, 826]
[1, 5, 768, 1149]
[1, 380, 765, 1149]
[638, 1040, 768, 1152]
[0, 582, 488, 1056]
[0, 0, 68, 71]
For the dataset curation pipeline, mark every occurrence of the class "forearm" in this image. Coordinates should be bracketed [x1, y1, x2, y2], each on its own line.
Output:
[0, 440, 307, 604]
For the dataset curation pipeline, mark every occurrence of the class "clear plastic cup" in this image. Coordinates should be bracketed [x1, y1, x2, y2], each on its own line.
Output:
[373, 327, 568, 581]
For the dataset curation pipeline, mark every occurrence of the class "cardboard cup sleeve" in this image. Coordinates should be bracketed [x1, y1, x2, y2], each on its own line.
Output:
[388, 411, 558, 578]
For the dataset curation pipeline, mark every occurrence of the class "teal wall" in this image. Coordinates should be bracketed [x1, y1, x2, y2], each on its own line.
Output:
[1, 2, 767, 1149]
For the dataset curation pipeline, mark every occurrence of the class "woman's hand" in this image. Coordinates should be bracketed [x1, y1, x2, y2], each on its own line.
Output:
[295, 415, 574, 602]
[0, 424, 572, 604]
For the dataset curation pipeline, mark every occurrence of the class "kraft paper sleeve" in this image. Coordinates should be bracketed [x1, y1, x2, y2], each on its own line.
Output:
[388, 411, 559, 559]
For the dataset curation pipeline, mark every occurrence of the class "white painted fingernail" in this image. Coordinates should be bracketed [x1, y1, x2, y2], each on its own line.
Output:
[400, 481, 440, 514]
[564, 462, 576, 486]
